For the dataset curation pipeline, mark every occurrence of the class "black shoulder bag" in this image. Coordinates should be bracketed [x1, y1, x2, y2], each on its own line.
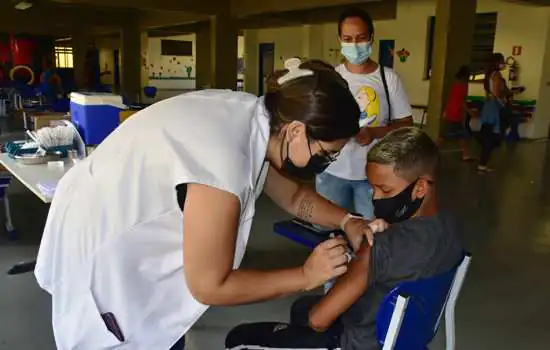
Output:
[379, 64, 393, 124]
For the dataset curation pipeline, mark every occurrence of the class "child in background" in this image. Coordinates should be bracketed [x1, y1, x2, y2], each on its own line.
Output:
[437, 65, 475, 161]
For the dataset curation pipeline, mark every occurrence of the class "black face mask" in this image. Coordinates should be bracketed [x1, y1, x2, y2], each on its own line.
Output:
[280, 136, 332, 180]
[373, 180, 424, 224]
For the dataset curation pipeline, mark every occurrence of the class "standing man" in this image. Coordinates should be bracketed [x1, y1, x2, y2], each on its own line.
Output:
[317, 8, 413, 219]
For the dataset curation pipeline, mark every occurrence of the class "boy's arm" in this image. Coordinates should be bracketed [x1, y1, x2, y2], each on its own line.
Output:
[308, 243, 373, 332]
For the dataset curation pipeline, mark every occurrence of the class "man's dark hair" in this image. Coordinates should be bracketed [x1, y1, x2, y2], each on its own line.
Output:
[368, 127, 439, 181]
[338, 8, 375, 38]
[264, 60, 360, 142]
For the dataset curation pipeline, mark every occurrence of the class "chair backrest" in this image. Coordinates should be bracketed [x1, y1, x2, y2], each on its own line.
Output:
[376, 253, 471, 350]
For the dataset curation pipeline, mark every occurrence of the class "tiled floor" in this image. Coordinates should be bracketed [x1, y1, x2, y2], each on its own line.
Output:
[1, 140, 550, 349]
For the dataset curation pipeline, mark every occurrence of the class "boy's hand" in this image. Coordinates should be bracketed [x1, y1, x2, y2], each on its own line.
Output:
[344, 218, 389, 251]
[368, 219, 389, 234]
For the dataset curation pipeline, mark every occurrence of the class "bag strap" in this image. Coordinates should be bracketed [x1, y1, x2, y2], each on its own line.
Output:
[380, 64, 392, 123]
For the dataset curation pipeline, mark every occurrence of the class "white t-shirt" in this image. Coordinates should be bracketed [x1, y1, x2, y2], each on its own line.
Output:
[324, 64, 412, 180]
[35, 90, 270, 350]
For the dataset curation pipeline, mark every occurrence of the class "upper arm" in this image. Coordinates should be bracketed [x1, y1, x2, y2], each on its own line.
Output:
[388, 71, 413, 120]
[263, 165, 301, 211]
[183, 183, 241, 304]
[308, 244, 373, 331]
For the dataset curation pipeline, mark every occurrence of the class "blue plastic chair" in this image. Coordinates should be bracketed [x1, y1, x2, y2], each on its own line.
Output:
[273, 219, 471, 350]
[143, 86, 157, 100]
[377, 254, 471, 350]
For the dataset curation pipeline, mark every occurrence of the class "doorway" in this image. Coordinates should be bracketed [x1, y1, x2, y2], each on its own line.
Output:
[258, 43, 275, 96]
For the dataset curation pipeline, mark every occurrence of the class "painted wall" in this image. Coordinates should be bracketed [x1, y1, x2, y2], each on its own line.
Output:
[146, 34, 196, 80]
[143, 34, 245, 92]
[243, 0, 550, 137]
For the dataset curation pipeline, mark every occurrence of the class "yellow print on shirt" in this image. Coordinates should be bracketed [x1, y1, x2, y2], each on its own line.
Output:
[356, 86, 381, 127]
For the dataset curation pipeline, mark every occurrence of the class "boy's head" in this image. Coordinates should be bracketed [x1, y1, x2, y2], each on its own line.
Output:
[367, 127, 439, 223]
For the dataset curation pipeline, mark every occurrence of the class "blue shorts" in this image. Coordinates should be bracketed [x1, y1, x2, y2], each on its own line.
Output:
[315, 172, 374, 220]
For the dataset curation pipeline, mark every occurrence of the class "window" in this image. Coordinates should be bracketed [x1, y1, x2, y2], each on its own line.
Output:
[55, 46, 73, 68]
[425, 12, 497, 81]
[161, 40, 193, 56]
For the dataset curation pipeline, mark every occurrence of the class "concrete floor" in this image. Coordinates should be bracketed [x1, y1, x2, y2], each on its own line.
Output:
[1, 140, 550, 349]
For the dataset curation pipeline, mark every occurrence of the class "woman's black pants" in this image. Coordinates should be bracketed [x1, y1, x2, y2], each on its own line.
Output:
[225, 295, 341, 350]
[479, 123, 502, 166]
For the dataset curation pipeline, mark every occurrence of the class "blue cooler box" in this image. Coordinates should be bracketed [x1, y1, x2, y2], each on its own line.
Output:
[70, 92, 126, 145]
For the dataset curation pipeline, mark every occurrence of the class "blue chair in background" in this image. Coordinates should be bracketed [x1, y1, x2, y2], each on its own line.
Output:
[143, 86, 157, 102]
[273, 219, 471, 350]
[377, 254, 471, 350]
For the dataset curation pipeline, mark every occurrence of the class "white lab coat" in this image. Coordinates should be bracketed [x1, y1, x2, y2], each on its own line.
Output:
[35, 90, 271, 350]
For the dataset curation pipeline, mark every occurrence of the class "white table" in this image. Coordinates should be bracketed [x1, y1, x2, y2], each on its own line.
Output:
[0, 153, 72, 203]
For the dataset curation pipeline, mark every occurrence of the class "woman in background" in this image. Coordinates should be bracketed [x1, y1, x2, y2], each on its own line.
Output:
[437, 65, 475, 161]
[477, 53, 512, 173]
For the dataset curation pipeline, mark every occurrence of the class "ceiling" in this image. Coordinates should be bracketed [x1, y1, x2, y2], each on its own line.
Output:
[4, 0, 548, 38]
[1, 0, 385, 37]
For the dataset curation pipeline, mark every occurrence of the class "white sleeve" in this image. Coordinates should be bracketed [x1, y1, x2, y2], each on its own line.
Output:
[387, 71, 413, 120]
[163, 131, 250, 209]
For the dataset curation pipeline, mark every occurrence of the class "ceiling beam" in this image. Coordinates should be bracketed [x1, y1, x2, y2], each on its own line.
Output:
[51, 0, 224, 15]
[239, 0, 395, 28]
[147, 0, 395, 35]
[0, 2, 137, 35]
[231, 0, 382, 17]
[140, 10, 209, 29]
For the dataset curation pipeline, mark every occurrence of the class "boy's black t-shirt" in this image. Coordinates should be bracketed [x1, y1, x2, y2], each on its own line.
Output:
[340, 212, 464, 350]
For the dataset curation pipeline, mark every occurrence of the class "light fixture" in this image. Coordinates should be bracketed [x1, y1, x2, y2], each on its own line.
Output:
[14, 1, 33, 10]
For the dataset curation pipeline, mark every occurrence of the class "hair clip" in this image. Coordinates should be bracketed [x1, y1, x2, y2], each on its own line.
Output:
[277, 58, 314, 85]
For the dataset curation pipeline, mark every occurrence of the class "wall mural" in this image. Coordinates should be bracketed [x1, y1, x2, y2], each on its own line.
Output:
[144, 51, 195, 79]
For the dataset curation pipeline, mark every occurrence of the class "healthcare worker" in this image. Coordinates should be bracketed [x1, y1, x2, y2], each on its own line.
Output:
[35, 58, 375, 350]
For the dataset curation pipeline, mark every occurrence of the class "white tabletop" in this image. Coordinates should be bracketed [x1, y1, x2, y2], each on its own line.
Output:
[0, 153, 72, 203]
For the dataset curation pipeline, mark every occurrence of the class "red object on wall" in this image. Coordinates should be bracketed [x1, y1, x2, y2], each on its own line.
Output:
[512, 46, 522, 56]
[10, 35, 36, 66]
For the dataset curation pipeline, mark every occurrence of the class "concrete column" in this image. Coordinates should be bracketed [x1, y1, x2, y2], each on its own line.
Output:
[530, 13, 550, 139]
[302, 24, 324, 60]
[140, 31, 149, 92]
[426, 0, 477, 137]
[120, 20, 142, 102]
[243, 29, 259, 95]
[195, 25, 212, 89]
[71, 32, 89, 89]
[210, 14, 238, 89]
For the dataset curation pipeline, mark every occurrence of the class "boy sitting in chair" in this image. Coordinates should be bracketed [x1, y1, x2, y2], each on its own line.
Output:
[225, 127, 464, 350]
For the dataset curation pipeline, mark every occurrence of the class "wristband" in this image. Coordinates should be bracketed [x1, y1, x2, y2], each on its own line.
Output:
[339, 213, 364, 231]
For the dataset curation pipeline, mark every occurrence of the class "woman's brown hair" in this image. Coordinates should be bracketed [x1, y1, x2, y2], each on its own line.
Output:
[264, 59, 360, 142]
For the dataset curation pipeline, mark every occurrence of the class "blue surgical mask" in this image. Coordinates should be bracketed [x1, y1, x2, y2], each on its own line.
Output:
[341, 42, 372, 65]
